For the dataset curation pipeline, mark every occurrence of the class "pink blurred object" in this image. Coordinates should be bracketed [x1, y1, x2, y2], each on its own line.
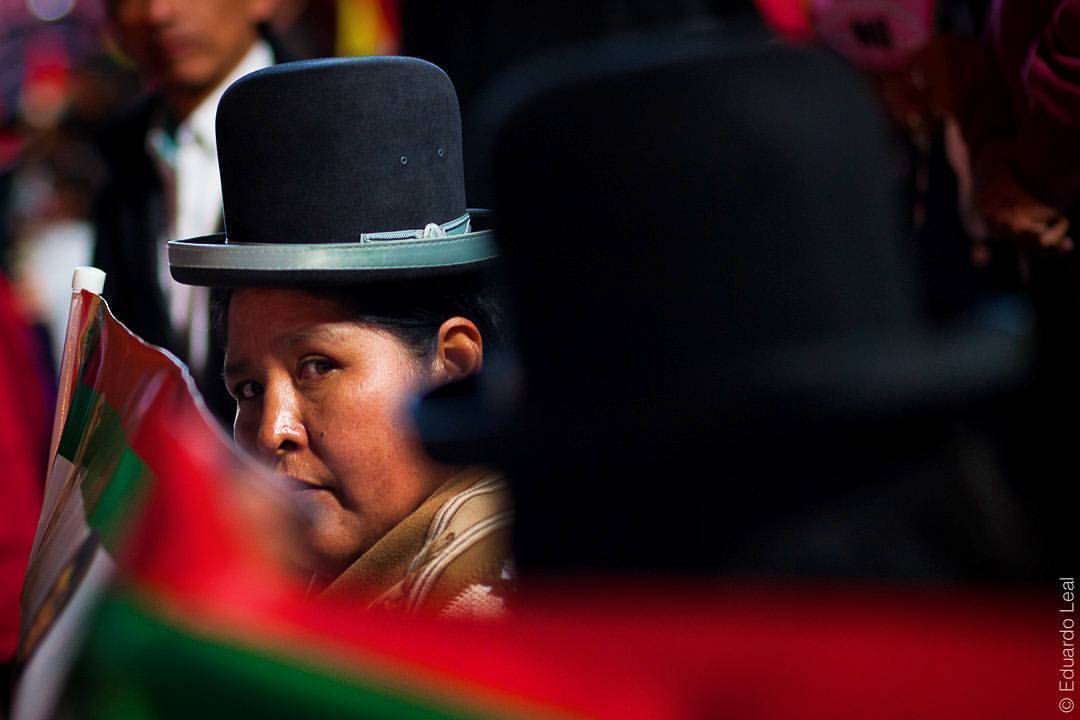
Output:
[812, 0, 935, 69]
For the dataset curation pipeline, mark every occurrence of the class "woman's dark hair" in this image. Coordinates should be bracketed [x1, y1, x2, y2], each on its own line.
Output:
[213, 272, 505, 362]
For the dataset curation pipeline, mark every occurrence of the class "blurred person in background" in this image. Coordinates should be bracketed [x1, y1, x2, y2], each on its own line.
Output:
[92, 0, 281, 423]
[168, 57, 512, 616]
[966, 0, 1080, 257]
[9, 120, 107, 375]
[962, 0, 1080, 359]
[7, 51, 141, 367]
[958, 0, 1080, 572]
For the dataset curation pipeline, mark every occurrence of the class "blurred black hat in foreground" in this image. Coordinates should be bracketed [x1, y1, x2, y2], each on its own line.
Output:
[416, 21, 1035, 577]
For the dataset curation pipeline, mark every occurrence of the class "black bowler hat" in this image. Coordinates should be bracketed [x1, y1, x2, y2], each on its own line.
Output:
[168, 56, 495, 287]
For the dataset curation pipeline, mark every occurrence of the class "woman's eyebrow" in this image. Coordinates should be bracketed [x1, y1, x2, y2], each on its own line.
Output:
[281, 325, 349, 348]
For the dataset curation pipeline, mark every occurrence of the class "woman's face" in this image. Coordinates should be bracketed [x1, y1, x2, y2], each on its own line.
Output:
[225, 288, 442, 576]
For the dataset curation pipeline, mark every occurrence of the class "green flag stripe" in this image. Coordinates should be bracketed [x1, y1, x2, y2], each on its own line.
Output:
[57, 378, 98, 461]
[69, 591, 506, 720]
[57, 378, 154, 554]
[56, 304, 105, 460]
[88, 448, 151, 552]
[81, 400, 129, 506]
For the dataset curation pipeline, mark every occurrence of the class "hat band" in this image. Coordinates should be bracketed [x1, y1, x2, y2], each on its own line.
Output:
[359, 213, 471, 243]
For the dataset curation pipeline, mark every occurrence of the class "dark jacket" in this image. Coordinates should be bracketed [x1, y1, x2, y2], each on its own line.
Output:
[91, 95, 232, 424]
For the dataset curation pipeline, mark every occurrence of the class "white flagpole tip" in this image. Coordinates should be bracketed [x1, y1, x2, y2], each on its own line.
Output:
[71, 267, 106, 295]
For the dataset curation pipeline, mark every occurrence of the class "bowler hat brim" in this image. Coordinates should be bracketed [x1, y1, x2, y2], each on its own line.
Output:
[168, 226, 497, 287]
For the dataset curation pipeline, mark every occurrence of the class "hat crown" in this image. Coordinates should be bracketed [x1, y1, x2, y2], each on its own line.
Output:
[489, 36, 916, 407]
[217, 56, 467, 246]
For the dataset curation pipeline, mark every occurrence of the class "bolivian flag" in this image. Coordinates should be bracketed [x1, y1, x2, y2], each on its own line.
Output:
[16, 280, 156, 720]
[14, 276, 288, 720]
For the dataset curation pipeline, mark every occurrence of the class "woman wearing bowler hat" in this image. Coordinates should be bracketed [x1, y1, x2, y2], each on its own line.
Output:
[168, 57, 512, 616]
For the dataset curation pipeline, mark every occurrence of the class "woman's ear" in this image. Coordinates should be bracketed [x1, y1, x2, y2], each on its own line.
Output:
[432, 317, 483, 385]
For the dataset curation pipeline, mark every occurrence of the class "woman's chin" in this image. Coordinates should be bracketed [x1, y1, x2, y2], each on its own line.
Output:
[301, 518, 374, 584]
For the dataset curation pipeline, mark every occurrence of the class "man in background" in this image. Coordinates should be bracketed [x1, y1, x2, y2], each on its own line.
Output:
[93, 0, 279, 422]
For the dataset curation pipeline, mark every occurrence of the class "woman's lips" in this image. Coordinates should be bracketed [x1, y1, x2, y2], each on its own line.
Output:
[286, 476, 328, 492]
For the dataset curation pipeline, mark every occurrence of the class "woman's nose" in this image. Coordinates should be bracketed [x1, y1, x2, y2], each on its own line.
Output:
[256, 381, 307, 458]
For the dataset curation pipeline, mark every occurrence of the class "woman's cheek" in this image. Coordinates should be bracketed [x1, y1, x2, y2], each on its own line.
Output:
[232, 411, 257, 451]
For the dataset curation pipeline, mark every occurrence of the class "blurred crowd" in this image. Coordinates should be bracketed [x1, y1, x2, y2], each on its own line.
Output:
[2, 0, 1079, 712]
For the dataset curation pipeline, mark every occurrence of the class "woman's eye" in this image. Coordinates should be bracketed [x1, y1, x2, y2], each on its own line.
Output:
[298, 358, 334, 380]
[234, 380, 261, 401]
